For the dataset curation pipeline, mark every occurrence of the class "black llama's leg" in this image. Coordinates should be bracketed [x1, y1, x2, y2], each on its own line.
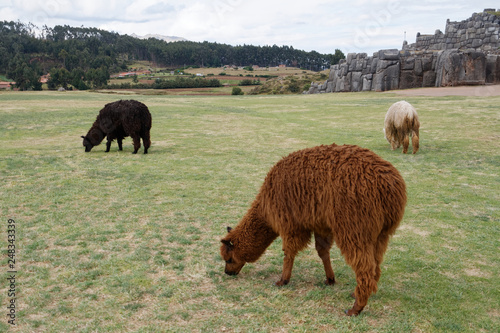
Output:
[131, 135, 141, 154]
[105, 138, 112, 152]
[142, 132, 151, 154]
[117, 137, 123, 151]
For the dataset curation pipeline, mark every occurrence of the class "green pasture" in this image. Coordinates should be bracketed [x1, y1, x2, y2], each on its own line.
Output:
[0, 90, 498, 332]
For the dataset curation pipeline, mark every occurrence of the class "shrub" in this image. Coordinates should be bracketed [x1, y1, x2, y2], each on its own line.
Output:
[287, 80, 301, 93]
[232, 87, 244, 95]
[240, 79, 261, 86]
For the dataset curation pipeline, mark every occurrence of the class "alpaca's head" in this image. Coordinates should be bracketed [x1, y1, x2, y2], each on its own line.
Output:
[81, 135, 94, 152]
[220, 227, 246, 276]
[81, 128, 104, 152]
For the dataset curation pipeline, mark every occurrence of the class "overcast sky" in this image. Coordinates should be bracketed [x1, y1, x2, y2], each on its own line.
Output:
[1, 0, 498, 55]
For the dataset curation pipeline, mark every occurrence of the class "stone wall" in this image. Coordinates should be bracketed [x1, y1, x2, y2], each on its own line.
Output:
[307, 9, 500, 94]
[410, 9, 500, 52]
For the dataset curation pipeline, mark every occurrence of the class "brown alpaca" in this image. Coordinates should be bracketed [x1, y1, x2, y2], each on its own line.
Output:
[82, 100, 152, 154]
[384, 101, 420, 154]
[221, 144, 407, 316]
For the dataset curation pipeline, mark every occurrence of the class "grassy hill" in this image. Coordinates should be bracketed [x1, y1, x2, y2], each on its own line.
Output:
[104, 64, 329, 95]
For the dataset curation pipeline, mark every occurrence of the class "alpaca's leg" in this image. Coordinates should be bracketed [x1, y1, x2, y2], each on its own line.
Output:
[276, 232, 311, 286]
[374, 232, 390, 283]
[412, 130, 419, 154]
[336, 235, 378, 316]
[346, 251, 378, 316]
[142, 132, 151, 154]
[275, 248, 296, 286]
[117, 137, 123, 151]
[402, 134, 410, 154]
[314, 232, 335, 285]
[105, 138, 112, 152]
[390, 134, 400, 150]
[390, 139, 397, 151]
[131, 135, 141, 154]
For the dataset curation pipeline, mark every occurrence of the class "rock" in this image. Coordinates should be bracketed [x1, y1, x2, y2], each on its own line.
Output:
[435, 49, 486, 86]
[486, 54, 500, 83]
[351, 72, 362, 92]
[362, 76, 372, 91]
[373, 64, 400, 91]
[401, 57, 415, 70]
[414, 58, 423, 76]
[378, 49, 400, 60]
[422, 71, 437, 87]
[400, 70, 423, 89]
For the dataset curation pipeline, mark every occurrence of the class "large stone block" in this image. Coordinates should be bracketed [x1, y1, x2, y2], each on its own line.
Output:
[351, 72, 362, 92]
[370, 58, 379, 74]
[421, 56, 434, 71]
[378, 49, 400, 60]
[400, 70, 423, 89]
[373, 64, 400, 91]
[401, 57, 415, 70]
[337, 78, 345, 92]
[377, 59, 399, 71]
[340, 63, 349, 76]
[471, 38, 483, 48]
[344, 72, 352, 92]
[355, 58, 366, 71]
[362, 76, 372, 91]
[435, 49, 486, 86]
[486, 55, 500, 83]
[346, 53, 356, 64]
[423, 71, 437, 87]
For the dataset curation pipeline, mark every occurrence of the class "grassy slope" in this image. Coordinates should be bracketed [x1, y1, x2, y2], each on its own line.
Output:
[0, 91, 498, 332]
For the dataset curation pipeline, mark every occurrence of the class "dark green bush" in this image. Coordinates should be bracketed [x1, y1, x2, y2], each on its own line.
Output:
[231, 87, 244, 95]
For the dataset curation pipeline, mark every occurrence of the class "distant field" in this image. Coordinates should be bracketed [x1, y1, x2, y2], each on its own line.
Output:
[0, 90, 498, 332]
[106, 66, 327, 95]
[182, 66, 326, 77]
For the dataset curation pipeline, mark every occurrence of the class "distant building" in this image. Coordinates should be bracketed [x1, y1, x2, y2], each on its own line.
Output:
[0, 81, 14, 89]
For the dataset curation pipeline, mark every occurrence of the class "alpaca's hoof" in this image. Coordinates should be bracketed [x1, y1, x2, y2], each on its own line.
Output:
[324, 277, 335, 285]
[345, 308, 361, 316]
[275, 279, 289, 287]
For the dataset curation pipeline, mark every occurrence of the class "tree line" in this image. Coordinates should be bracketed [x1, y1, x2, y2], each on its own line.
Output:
[0, 21, 345, 90]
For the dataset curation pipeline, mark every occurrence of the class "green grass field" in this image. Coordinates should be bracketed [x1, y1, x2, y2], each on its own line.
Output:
[0, 90, 498, 332]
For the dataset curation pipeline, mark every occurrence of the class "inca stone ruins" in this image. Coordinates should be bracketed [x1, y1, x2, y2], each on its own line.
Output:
[308, 9, 500, 93]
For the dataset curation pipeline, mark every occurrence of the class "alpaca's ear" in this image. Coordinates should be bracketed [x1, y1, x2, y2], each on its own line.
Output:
[81, 136, 85, 139]
[226, 226, 232, 233]
[221, 239, 233, 248]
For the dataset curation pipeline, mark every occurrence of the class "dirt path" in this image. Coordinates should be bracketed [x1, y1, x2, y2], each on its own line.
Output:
[386, 84, 500, 97]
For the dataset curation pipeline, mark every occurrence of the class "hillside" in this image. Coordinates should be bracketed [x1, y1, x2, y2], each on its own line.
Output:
[0, 21, 344, 91]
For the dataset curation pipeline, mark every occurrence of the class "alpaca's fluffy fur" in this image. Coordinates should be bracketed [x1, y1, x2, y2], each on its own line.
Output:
[384, 101, 420, 154]
[82, 100, 152, 154]
[221, 144, 407, 316]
